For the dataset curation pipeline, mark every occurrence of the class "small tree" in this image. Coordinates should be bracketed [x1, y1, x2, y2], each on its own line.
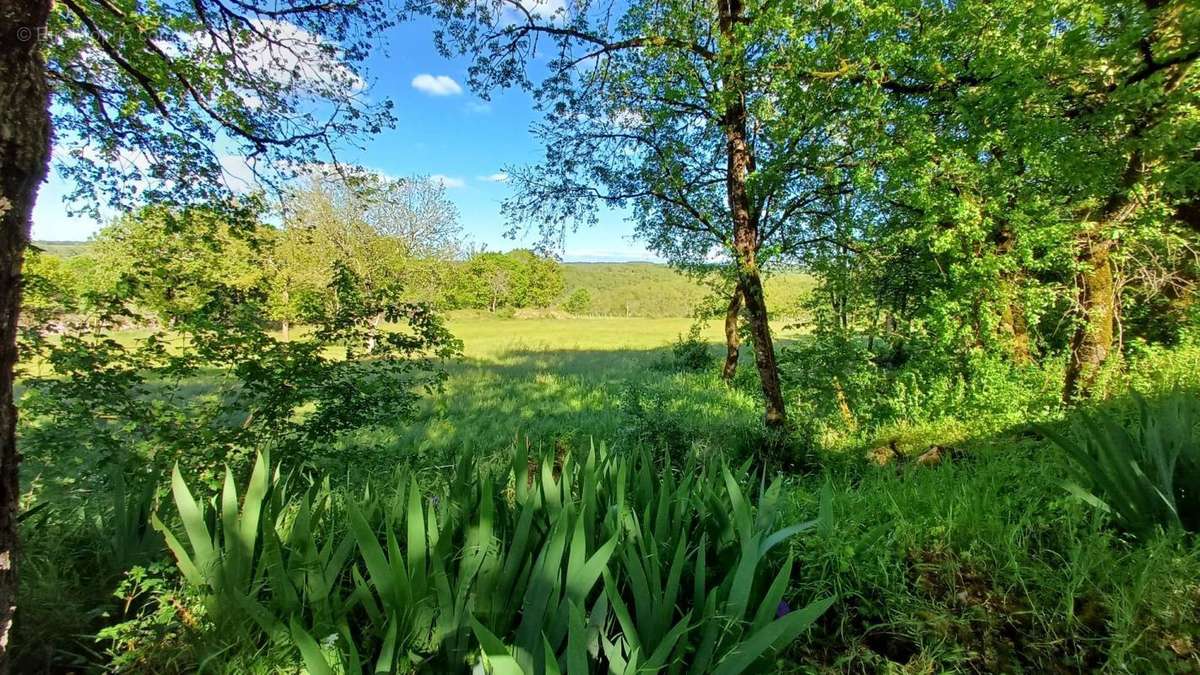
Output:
[423, 0, 853, 430]
[563, 288, 592, 315]
[19, 205, 460, 491]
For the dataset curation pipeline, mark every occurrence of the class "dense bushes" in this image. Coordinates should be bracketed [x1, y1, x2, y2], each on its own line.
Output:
[126, 445, 832, 672]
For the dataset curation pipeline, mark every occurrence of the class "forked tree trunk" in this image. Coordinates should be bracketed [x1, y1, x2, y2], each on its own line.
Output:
[0, 1, 54, 667]
[1063, 235, 1116, 402]
[721, 285, 741, 381]
[719, 0, 786, 429]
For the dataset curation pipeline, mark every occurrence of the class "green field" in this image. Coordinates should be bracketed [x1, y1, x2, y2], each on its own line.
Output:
[389, 315, 786, 464]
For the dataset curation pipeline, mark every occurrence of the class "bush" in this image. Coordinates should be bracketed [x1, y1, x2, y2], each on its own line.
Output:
[1043, 392, 1200, 538]
[141, 444, 834, 672]
[656, 324, 714, 373]
[563, 288, 592, 314]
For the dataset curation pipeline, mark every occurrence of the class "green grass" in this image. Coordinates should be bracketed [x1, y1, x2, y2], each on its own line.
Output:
[31, 240, 92, 258]
[447, 314, 727, 357]
[783, 429, 1200, 672]
[314, 315, 797, 472]
[15, 313, 1200, 672]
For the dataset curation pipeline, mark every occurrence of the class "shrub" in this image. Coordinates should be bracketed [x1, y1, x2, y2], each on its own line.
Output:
[658, 324, 714, 373]
[19, 262, 460, 491]
[145, 444, 834, 672]
[1043, 392, 1200, 538]
[563, 288, 592, 315]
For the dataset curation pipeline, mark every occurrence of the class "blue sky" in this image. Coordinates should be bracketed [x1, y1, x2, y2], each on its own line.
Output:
[31, 16, 659, 263]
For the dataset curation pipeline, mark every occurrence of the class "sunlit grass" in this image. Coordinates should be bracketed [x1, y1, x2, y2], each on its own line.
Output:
[18, 315, 805, 464]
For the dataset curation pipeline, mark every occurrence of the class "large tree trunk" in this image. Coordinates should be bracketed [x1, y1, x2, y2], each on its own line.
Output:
[1062, 158, 1142, 402]
[0, 1, 53, 666]
[1063, 235, 1116, 402]
[1060, 8, 1194, 401]
[721, 285, 741, 382]
[719, 0, 786, 429]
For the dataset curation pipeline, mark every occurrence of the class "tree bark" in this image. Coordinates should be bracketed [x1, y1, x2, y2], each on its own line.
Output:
[999, 299, 1032, 364]
[721, 284, 741, 381]
[0, 0, 53, 666]
[994, 227, 1032, 364]
[719, 0, 786, 429]
[1061, 8, 1194, 401]
[1063, 235, 1116, 402]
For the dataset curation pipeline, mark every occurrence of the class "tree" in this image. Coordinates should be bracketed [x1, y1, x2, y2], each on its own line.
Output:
[0, 0, 392, 662]
[270, 171, 463, 345]
[424, 0, 852, 430]
[19, 206, 459, 504]
[563, 287, 592, 315]
[795, 0, 1198, 398]
[453, 250, 565, 312]
[506, 249, 565, 307]
[90, 204, 272, 323]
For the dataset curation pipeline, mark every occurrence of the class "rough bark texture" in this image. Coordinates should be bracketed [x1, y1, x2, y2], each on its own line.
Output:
[1061, 6, 1193, 401]
[999, 300, 1032, 364]
[721, 285, 741, 382]
[994, 227, 1032, 364]
[719, 0, 787, 429]
[0, 0, 53, 667]
[1063, 236, 1116, 402]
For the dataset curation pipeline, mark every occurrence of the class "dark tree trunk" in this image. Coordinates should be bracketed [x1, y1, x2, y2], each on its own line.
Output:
[718, 0, 787, 430]
[1063, 235, 1116, 402]
[722, 285, 742, 382]
[0, 0, 53, 666]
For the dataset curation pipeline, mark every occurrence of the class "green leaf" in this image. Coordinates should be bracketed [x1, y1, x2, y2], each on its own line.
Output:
[290, 615, 336, 675]
[711, 595, 835, 675]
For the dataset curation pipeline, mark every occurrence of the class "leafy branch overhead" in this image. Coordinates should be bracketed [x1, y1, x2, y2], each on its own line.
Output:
[46, 0, 396, 213]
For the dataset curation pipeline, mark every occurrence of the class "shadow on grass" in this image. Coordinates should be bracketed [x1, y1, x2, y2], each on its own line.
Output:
[382, 345, 770, 468]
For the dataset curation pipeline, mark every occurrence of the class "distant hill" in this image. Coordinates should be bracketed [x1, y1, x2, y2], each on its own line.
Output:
[31, 241, 92, 258]
[561, 262, 812, 317]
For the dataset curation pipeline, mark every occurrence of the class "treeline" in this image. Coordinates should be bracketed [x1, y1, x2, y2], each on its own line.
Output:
[24, 175, 570, 332]
[32, 239, 823, 322]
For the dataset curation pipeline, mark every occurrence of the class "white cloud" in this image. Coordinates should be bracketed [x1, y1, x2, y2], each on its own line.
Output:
[430, 174, 465, 189]
[498, 0, 570, 26]
[411, 74, 463, 96]
[480, 172, 509, 182]
[219, 153, 260, 192]
[187, 19, 365, 97]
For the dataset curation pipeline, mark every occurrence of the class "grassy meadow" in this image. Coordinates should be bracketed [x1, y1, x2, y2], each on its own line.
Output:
[560, 263, 814, 316]
[390, 315, 775, 468]
[14, 254, 1200, 673]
